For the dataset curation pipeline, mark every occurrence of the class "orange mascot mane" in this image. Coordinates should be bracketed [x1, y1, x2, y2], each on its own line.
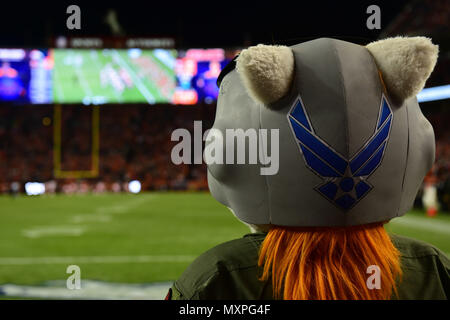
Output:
[258, 223, 402, 300]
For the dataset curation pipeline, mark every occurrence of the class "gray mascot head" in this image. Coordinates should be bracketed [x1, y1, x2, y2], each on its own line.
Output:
[207, 37, 438, 228]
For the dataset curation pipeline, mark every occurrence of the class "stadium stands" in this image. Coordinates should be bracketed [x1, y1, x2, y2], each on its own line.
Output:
[0, 104, 214, 194]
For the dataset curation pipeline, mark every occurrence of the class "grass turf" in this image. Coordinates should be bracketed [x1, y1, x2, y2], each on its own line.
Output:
[0, 192, 448, 286]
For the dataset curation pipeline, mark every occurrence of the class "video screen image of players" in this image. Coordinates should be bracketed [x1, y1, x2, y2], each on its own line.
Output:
[52, 48, 177, 104]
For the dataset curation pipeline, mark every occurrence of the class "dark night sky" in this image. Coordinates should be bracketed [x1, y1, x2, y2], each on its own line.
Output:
[0, 1, 410, 48]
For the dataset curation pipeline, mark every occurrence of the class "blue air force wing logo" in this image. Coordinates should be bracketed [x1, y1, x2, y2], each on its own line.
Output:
[287, 95, 393, 210]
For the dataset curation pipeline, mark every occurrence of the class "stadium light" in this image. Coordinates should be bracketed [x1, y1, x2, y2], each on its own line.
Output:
[24, 182, 45, 196]
[417, 85, 450, 103]
[128, 180, 142, 194]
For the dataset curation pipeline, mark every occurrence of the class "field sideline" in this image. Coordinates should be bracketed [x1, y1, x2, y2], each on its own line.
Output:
[0, 192, 448, 293]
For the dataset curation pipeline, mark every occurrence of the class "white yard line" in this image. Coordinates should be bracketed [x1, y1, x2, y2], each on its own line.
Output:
[389, 214, 450, 235]
[22, 195, 155, 237]
[111, 50, 155, 104]
[70, 214, 111, 223]
[93, 196, 152, 215]
[22, 226, 86, 238]
[0, 255, 196, 265]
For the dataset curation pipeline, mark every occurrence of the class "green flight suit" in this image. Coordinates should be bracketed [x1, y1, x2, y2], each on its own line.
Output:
[170, 233, 449, 300]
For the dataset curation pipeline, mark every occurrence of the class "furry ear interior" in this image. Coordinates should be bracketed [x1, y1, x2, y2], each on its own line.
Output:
[236, 44, 294, 105]
[366, 36, 438, 103]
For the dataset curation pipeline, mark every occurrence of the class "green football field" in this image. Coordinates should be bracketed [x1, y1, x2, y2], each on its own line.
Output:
[53, 49, 176, 104]
[0, 192, 448, 299]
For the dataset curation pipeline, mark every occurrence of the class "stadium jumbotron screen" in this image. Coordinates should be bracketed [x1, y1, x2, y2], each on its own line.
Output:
[0, 47, 236, 105]
[52, 48, 177, 105]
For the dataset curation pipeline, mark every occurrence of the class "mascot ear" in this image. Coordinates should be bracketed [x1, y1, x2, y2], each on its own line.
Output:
[366, 36, 438, 103]
[236, 44, 295, 105]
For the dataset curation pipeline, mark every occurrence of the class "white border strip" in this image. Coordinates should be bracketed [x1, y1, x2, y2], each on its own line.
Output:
[0, 255, 196, 265]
